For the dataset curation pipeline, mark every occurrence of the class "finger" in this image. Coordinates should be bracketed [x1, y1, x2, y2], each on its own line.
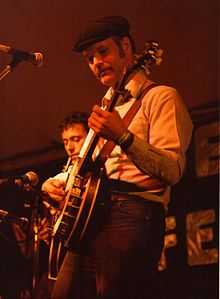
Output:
[43, 181, 66, 197]
[49, 193, 65, 202]
[88, 117, 101, 131]
[53, 180, 66, 188]
[92, 104, 102, 112]
[92, 105, 108, 119]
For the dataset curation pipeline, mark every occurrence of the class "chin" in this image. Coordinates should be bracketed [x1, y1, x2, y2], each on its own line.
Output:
[100, 76, 115, 87]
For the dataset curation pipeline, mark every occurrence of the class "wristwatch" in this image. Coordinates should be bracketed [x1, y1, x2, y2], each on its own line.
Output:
[116, 129, 134, 150]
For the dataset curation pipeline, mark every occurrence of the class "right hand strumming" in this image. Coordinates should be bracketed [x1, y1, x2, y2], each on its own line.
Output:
[41, 178, 66, 207]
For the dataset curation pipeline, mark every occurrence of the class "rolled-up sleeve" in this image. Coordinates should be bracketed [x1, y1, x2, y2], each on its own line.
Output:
[126, 86, 193, 185]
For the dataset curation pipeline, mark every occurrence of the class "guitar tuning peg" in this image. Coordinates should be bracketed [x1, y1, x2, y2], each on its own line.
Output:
[155, 57, 162, 66]
[158, 49, 163, 57]
[155, 49, 163, 65]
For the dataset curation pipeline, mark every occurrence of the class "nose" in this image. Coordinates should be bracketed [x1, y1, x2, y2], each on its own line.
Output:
[93, 55, 103, 68]
[65, 141, 75, 153]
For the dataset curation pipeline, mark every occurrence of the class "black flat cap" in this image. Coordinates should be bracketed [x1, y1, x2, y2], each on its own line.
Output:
[73, 15, 131, 52]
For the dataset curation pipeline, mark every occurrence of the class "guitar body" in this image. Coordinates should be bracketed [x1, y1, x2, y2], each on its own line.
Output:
[66, 167, 110, 250]
[52, 166, 110, 251]
[48, 236, 66, 280]
[47, 161, 110, 278]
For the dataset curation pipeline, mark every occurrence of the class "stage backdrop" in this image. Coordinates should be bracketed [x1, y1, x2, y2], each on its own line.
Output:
[0, 1, 219, 297]
[0, 101, 218, 298]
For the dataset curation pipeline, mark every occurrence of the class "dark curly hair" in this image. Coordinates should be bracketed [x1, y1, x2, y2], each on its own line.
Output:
[59, 111, 90, 133]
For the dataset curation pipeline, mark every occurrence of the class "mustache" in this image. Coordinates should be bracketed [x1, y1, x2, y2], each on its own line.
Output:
[96, 66, 112, 78]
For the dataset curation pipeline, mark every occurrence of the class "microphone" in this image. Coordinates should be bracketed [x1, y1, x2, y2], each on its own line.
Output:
[0, 171, 39, 187]
[0, 44, 43, 67]
[0, 209, 28, 228]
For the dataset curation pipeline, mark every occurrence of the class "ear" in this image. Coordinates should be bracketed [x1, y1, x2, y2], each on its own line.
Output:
[121, 36, 132, 56]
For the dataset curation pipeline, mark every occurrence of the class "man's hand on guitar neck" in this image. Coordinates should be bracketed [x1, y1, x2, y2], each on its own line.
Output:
[41, 178, 66, 207]
[89, 105, 126, 142]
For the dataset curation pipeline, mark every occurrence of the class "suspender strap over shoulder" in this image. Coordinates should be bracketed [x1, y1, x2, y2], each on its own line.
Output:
[96, 83, 159, 165]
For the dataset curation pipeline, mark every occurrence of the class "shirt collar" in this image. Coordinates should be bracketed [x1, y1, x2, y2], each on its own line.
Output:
[102, 70, 148, 106]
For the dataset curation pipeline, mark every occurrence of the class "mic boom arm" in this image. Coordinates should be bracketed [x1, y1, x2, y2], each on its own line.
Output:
[0, 43, 43, 81]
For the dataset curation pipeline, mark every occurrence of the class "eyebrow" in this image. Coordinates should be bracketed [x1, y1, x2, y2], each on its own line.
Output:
[84, 44, 108, 56]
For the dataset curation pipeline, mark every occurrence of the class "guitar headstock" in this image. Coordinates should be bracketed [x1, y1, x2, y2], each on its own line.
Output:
[110, 41, 163, 107]
[132, 40, 163, 74]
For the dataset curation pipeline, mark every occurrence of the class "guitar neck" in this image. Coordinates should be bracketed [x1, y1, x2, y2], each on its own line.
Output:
[77, 131, 100, 177]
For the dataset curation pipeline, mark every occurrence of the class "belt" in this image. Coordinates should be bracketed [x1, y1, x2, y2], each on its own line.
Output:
[108, 179, 146, 192]
[108, 179, 166, 195]
[110, 193, 165, 211]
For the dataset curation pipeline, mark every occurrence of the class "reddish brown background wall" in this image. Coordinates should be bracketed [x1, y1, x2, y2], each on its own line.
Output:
[0, 1, 218, 298]
[0, 0, 218, 171]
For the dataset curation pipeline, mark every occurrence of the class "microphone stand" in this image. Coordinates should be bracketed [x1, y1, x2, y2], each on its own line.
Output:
[28, 187, 45, 299]
[28, 186, 54, 299]
[0, 56, 22, 81]
[0, 184, 42, 298]
[31, 196, 40, 299]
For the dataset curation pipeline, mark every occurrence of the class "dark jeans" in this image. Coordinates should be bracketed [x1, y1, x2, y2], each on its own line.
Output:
[51, 252, 96, 299]
[52, 197, 165, 299]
